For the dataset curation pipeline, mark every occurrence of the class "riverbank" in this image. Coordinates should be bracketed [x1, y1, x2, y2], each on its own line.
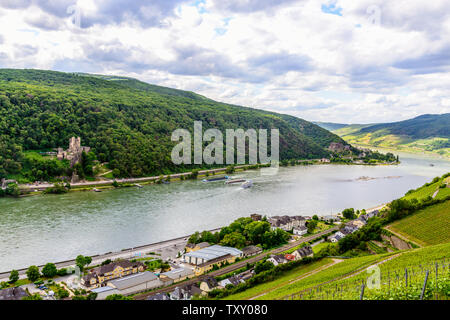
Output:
[15, 159, 398, 197]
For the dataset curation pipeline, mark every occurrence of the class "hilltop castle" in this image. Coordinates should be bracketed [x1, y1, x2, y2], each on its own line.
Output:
[57, 137, 90, 167]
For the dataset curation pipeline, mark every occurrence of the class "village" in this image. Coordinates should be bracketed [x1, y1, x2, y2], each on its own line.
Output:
[0, 207, 382, 301]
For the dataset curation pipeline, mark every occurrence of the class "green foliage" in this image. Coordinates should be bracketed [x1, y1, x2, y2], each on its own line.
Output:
[41, 263, 58, 278]
[22, 293, 43, 300]
[307, 220, 318, 233]
[105, 294, 133, 300]
[56, 287, 70, 299]
[43, 182, 68, 194]
[0, 69, 346, 181]
[26, 265, 40, 282]
[254, 260, 275, 274]
[342, 208, 356, 220]
[189, 217, 290, 249]
[75, 255, 92, 271]
[9, 270, 19, 283]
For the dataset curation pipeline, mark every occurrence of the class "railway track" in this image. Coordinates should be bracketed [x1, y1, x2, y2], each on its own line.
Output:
[133, 227, 337, 300]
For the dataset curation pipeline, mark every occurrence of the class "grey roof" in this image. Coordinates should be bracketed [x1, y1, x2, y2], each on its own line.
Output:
[219, 275, 241, 287]
[183, 245, 243, 262]
[0, 287, 29, 300]
[91, 286, 116, 294]
[147, 293, 170, 300]
[202, 277, 219, 289]
[161, 267, 194, 280]
[109, 272, 159, 290]
[242, 245, 262, 255]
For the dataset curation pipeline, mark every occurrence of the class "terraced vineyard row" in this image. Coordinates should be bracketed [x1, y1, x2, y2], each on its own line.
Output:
[279, 242, 450, 300]
[388, 200, 450, 246]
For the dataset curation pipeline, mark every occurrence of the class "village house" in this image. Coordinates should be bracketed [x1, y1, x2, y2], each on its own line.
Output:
[241, 245, 263, 257]
[321, 215, 341, 223]
[292, 246, 313, 260]
[170, 284, 203, 300]
[284, 254, 296, 262]
[107, 271, 163, 295]
[250, 213, 262, 221]
[293, 226, 308, 236]
[199, 277, 220, 293]
[81, 260, 146, 288]
[147, 293, 170, 300]
[160, 267, 195, 284]
[268, 215, 306, 231]
[219, 275, 242, 288]
[267, 254, 288, 266]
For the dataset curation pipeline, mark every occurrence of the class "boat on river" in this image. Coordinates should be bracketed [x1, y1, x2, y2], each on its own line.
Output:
[93, 188, 102, 192]
[202, 176, 229, 182]
[241, 180, 253, 189]
[225, 179, 246, 185]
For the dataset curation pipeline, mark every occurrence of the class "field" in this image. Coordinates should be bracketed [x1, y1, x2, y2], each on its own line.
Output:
[254, 253, 392, 300]
[387, 201, 450, 246]
[222, 258, 333, 300]
[402, 179, 443, 201]
[285, 242, 450, 300]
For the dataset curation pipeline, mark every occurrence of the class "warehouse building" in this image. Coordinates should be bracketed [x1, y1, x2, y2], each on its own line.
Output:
[182, 245, 243, 265]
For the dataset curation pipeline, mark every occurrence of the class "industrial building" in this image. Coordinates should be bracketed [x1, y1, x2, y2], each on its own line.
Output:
[182, 245, 243, 265]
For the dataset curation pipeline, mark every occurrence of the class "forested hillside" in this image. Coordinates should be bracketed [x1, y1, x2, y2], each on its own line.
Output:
[0, 69, 348, 181]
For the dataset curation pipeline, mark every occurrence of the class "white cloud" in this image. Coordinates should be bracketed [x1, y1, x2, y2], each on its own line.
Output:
[0, 0, 449, 123]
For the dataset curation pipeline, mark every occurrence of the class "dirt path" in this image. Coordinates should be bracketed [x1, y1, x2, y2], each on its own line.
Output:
[249, 259, 344, 300]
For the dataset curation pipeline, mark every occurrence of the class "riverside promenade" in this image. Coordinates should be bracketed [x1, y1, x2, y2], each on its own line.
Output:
[18, 165, 261, 192]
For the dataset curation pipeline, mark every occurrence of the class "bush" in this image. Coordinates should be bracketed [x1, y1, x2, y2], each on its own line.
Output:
[42, 263, 57, 278]
[26, 266, 40, 282]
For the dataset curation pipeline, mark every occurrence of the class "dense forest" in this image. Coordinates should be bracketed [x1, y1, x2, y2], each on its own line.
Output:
[0, 69, 349, 181]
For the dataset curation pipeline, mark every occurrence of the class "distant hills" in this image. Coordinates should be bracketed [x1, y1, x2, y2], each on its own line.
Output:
[315, 114, 450, 157]
[0, 69, 348, 181]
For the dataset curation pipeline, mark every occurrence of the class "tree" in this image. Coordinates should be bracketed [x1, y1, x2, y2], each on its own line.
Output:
[26, 266, 40, 282]
[75, 255, 92, 271]
[307, 220, 318, 234]
[312, 215, 319, 221]
[220, 232, 246, 248]
[56, 288, 70, 299]
[42, 263, 57, 278]
[342, 208, 356, 220]
[254, 260, 274, 274]
[9, 270, 19, 283]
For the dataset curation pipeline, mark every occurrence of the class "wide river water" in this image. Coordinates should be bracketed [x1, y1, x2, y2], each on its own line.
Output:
[0, 151, 449, 272]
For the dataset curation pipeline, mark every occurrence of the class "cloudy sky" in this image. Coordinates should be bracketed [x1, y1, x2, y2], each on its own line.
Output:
[0, 0, 449, 123]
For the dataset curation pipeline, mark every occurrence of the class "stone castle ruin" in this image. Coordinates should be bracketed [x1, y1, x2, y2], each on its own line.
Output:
[57, 137, 91, 167]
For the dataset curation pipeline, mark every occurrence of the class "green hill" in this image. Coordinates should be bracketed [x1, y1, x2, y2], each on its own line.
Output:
[331, 114, 450, 157]
[0, 69, 348, 182]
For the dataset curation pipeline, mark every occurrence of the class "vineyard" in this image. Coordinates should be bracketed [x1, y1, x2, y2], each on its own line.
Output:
[254, 253, 393, 300]
[387, 200, 450, 246]
[278, 242, 450, 300]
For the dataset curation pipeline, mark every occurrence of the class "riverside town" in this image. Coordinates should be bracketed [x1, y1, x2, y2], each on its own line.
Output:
[0, 0, 449, 318]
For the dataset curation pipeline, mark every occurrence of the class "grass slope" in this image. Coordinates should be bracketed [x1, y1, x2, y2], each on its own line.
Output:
[388, 201, 450, 246]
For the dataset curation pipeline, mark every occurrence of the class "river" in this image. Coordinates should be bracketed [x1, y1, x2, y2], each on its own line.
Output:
[0, 151, 449, 272]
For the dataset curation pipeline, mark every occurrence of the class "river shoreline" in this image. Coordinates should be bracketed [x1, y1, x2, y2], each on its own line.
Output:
[14, 160, 398, 198]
